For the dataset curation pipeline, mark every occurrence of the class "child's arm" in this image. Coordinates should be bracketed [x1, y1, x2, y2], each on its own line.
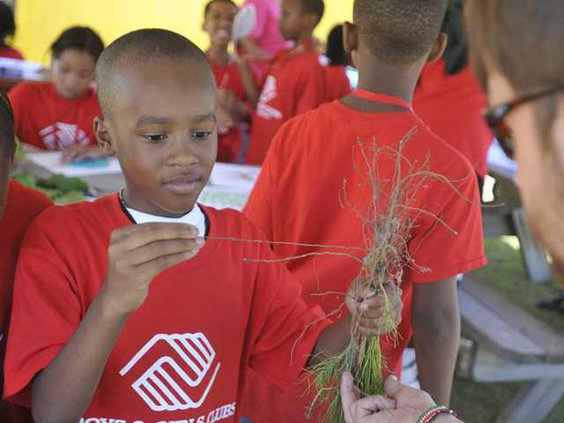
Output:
[412, 278, 460, 406]
[235, 54, 260, 108]
[32, 223, 202, 423]
[239, 37, 272, 62]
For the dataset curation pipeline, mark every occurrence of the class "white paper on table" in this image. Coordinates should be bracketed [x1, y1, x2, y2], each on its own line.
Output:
[27, 151, 122, 177]
[209, 163, 261, 190]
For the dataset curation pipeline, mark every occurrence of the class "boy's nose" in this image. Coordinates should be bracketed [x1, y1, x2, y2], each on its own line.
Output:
[167, 139, 199, 167]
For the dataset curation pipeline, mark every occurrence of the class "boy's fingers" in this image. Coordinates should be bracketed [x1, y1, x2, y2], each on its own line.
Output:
[112, 223, 198, 250]
[124, 238, 204, 267]
[135, 250, 195, 279]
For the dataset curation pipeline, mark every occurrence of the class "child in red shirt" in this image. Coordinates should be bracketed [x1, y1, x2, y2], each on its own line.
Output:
[0, 94, 52, 423]
[8, 26, 104, 161]
[323, 24, 352, 102]
[203, 0, 259, 163]
[414, 2, 493, 187]
[3, 29, 391, 423]
[242, 0, 487, 420]
[245, 0, 327, 164]
[0, 3, 23, 60]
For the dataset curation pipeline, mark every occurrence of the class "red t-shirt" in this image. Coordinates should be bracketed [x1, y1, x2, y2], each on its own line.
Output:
[414, 60, 493, 178]
[0, 45, 24, 60]
[324, 65, 352, 102]
[245, 40, 326, 165]
[209, 56, 247, 163]
[242, 93, 487, 421]
[0, 180, 51, 423]
[4, 194, 329, 421]
[8, 81, 101, 150]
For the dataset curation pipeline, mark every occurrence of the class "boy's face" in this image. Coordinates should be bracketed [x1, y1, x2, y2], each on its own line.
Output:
[97, 60, 217, 217]
[279, 0, 310, 41]
[203, 1, 237, 49]
[51, 49, 96, 99]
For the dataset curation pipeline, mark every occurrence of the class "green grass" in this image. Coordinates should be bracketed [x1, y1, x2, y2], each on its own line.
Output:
[451, 237, 564, 422]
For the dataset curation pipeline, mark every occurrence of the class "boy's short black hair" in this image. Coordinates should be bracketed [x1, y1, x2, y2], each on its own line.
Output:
[354, 0, 448, 64]
[204, 0, 237, 18]
[96, 29, 214, 116]
[0, 2, 16, 42]
[0, 92, 15, 159]
[300, 0, 325, 25]
[51, 26, 105, 62]
[327, 24, 347, 66]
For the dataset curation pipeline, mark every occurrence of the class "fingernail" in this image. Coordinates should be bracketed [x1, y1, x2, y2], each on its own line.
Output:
[389, 375, 398, 381]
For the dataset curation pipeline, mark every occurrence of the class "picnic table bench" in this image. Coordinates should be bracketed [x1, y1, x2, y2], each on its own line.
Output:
[457, 274, 564, 423]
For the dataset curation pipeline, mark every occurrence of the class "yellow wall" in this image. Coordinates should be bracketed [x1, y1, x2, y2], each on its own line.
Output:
[13, 0, 354, 64]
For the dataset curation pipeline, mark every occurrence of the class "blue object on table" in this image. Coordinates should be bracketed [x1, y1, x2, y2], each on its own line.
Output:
[69, 157, 110, 168]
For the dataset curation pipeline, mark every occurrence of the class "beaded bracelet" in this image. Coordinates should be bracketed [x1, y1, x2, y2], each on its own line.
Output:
[416, 405, 458, 423]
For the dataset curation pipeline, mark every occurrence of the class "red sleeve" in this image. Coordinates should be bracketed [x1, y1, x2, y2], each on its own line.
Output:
[3, 221, 82, 406]
[407, 161, 487, 283]
[293, 57, 326, 115]
[7, 83, 29, 144]
[244, 225, 330, 388]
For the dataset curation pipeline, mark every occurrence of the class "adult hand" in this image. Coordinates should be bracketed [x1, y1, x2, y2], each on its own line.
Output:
[341, 373, 456, 423]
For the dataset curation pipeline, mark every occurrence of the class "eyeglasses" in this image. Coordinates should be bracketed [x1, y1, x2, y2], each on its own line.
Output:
[484, 85, 564, 159]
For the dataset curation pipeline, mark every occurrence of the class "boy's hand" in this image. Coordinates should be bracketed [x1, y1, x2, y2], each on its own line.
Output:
[103, 223, 203, 315]
[346, 279, 402, 336]
[61, 145, 106, 163]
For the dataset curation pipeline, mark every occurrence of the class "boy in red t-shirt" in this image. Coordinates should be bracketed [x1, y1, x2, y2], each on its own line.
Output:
[0, 94, 52, 423]
[242, 0, 487, 420]
[3, 30, 393, 423]
[203, 0, 259, 163]
[8, 26, 104, 161]
[245, 0, 327, 164]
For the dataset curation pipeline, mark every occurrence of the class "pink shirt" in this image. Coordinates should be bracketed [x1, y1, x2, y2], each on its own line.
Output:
[243, 0, 286, 58]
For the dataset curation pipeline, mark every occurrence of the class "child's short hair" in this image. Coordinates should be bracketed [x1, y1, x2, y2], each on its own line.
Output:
[50, 26, 105, 62]
[353, 0, 447, 64]
[300, 0, 325, 25]
[0, 2, 15, 43]
[0, 92, 15, 158]
[96, 29, 214, 116]
[203, 0, 237, 18]
[326, 24, 346, 66]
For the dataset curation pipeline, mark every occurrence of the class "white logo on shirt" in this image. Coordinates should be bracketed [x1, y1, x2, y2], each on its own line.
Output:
[38, 122, 90, 150]
[256, 75, 283, 120]
[119, 333, 221, 412]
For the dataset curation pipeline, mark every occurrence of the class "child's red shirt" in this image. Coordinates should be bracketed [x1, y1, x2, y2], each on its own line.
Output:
[242, 92, 487, 421]
[324, 65, 352, 102]
[9, 81, 101, 151]
[414, 59, 493, 178]
[4, 194, 329, 422]
[209, 56, 247, 163]
[0, 180, 51, 423]
[245, 40, 326, 164]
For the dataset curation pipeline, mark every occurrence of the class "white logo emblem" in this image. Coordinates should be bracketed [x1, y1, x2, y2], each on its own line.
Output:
[119, 333, 221, 412]
[256, 75, 283, 120]
[38, 122, 90, 150]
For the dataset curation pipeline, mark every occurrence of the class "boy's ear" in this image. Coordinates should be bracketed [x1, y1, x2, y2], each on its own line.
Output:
[427, 32, 448, 63]
[93, 116, 116, 156]
[343, 22, 358, 55]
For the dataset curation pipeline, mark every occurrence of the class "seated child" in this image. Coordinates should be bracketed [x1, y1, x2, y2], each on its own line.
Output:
[8, 26, 105, 161]
[203, 0, 259, 163]
[3, 29, 392, 422]
[323, 24, 353, 102]
[245, 0, 327, 164]
[238, 0, 288, 78]
[241, 0, 487, 420]
[0, 93, 52, 423]
[414, 0, 493, 191]
[0, 2, 24, 60]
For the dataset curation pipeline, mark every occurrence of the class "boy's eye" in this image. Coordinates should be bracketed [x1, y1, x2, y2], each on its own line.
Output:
[191, 130, 213, 140]
[143, 133, 168, 142]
